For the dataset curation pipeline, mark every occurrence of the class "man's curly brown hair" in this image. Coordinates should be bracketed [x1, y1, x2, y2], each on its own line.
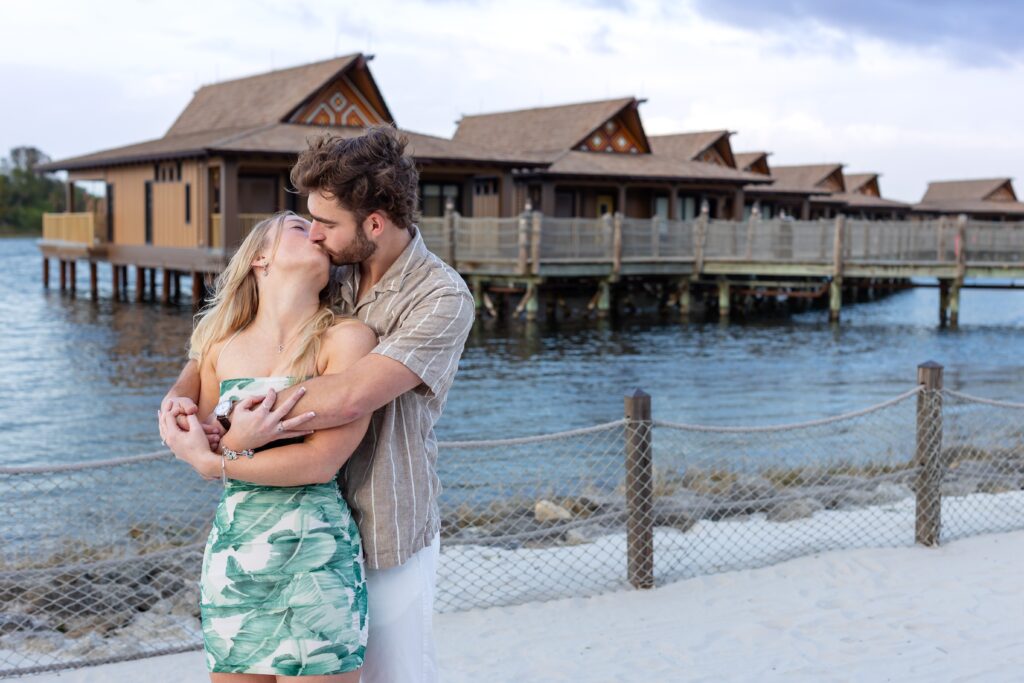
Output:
[290, 125, 420, 232]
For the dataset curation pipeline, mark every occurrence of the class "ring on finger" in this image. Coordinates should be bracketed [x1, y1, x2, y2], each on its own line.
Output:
[276, 423, 284, 433]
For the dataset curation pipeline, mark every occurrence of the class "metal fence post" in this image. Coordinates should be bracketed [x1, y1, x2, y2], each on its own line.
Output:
[915, 361, 944, 547]
[624, 389, 654, 589]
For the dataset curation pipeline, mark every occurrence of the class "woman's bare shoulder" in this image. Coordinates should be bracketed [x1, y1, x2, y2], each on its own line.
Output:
[322, 317, 377, 358]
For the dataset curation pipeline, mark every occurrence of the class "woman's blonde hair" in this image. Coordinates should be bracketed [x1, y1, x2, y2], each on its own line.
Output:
[188, 211, 337, 378]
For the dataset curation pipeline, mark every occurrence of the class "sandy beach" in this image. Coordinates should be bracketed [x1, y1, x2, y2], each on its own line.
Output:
[14, 529, 1023, 683]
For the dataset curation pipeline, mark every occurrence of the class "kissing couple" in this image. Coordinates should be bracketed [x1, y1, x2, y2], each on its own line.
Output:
[159, 125, 474, 682]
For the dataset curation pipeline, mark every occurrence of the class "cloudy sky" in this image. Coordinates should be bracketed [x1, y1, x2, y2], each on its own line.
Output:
[2, 0, 1022, 202]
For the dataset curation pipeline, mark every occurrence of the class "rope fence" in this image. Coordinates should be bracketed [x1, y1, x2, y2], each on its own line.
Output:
[2, 361, 1023, 676]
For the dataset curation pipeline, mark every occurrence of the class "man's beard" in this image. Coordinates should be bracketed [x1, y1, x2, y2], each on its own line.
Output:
[326, 226, 377, 266]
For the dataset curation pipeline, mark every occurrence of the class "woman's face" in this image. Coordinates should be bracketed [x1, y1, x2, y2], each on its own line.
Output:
[264, 216, 329, 282]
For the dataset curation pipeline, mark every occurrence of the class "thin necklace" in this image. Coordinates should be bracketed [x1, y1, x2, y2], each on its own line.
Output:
[252, 323, 304, 354]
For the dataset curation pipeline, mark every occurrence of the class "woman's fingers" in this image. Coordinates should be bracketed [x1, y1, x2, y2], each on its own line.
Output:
[271, 387, 307, 420]
[260, 388, 277, 412]
[279, 410, 317, 433]
[236, 395, 265, 412]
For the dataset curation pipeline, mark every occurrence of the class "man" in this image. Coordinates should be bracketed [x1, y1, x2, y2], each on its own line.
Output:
[161, 125, 475, 682]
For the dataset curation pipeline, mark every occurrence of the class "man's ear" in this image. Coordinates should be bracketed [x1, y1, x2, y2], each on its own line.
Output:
[365, 211, 388, 236]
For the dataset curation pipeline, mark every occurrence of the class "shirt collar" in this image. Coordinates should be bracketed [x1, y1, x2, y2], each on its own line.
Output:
[336, 226, 428, 309]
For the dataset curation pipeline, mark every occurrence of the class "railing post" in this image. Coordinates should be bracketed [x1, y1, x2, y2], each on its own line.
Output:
[915, 361, 944, 547]
[443, 198, 456, 266]
[829, 215, 846, 323]
[612, 212, 623, 279]
[624, 389, 654, 589]
[517, 210, 530, 276]
[744, 205, 759, 260]
[950, 215, 967, 328]
[530, 211, 542, 276]
[694, 202, 709, 275]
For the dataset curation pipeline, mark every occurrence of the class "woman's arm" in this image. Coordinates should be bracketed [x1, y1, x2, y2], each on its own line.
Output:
[173, 321, 377, 486]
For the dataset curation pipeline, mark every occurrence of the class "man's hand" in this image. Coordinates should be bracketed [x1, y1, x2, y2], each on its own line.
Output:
[158, 410, 220, 481]
[160, 397, 223, 450]
[221, 387, 316, 451]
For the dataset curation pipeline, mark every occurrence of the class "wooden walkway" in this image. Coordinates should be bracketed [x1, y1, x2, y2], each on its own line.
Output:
[38, 209, 1024, 325]
[418, 210, 1024, 325]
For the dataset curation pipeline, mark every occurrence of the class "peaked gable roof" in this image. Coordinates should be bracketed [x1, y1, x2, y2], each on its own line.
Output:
[735, 151, 770, 175]
[843, 173, 879, 195]
[166, 54, 393, 137]
[766, 164, 846, 193]
[648, 130, 735, 167]
[920, 178, 1015, 203]
[453, 97, 648, 154]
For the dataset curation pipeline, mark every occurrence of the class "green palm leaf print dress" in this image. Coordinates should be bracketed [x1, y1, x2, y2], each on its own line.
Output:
[200, 377, 368, 676]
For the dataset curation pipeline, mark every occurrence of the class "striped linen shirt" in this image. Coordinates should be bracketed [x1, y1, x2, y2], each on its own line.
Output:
[330, 226, 475, 570]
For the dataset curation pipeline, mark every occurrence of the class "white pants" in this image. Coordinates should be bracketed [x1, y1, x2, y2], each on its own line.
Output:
[360, 534, 440, 683]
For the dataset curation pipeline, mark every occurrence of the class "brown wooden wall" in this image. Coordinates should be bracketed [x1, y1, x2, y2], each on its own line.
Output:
[106, 165, 153, 246]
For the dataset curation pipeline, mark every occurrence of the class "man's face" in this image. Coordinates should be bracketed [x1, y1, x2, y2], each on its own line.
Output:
[307, 190, 377, 266]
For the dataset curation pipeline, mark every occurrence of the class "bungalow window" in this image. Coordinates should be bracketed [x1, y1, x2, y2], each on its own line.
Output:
[420, 182, 461, 217]
[677, 196, 697, 221]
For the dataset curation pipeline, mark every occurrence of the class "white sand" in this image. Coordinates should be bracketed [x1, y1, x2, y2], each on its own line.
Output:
[14, 530, 1024, 683]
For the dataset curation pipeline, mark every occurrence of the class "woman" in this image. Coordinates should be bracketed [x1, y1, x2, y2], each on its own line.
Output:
[159, 211, 375, 682]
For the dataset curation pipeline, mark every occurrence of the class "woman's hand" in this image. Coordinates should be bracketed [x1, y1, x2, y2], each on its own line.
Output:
[158, 409, 221, 481]
[160, 396, 222, 449]
[219, 387, 315, 451]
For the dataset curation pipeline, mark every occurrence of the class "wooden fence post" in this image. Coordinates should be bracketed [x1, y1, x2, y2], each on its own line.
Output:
[915, 361, 944, 547]
[829, 215, 846, 322]
[624, 389, 654, 589]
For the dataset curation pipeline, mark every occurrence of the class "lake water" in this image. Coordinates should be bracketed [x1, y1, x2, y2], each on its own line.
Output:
[2, 236, 1023, 467]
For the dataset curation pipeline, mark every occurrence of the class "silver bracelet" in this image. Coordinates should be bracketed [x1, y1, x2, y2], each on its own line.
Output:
[220, 445, 255, 461]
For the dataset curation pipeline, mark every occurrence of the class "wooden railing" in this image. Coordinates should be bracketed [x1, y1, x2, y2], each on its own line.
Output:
[438, 211, 1024, 275]
[41, 213, 102, 245]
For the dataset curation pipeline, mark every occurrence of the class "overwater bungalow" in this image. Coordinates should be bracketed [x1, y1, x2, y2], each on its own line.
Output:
[453, 105, 767, 221]
[834, 173, 911, 220]
[913, 178, 1024, 221]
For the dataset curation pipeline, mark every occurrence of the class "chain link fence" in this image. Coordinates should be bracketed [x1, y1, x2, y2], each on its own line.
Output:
[2, 363, 1023, 677]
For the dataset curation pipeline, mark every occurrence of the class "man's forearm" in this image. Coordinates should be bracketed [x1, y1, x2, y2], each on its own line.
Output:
[164, 360, 201, 404]
[276, 353, 421, 430]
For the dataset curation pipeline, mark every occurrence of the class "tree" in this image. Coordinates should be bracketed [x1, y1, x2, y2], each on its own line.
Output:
[0, 146, 65, 235]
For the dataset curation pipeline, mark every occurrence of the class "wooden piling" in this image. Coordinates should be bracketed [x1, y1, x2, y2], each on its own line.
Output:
[120, 266, 128, 298]
[135, 266, 145, 302]
[829, 215, 845, 323]
[191, 271, 203, 308]
[89, 262, 98, 301]
[677, 279, 691, 317]
[597, 280, 611, 318]
[915, 361, 944, 547]
[42, 258, 49, 289]
[624, 389, 654, 590]
[148, 268, 157, 301]
[111, 264, 120, 300]
[68, 261, 77, 296]
[173, 271, 182, 302]
[59, 261, 66, 292]
[938, 280, 950, 327]
[161, 268, 171, 305]
[717, 279, 731, 319]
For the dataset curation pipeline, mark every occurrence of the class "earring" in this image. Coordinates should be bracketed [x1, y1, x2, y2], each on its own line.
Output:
[262, 260, 270, 277]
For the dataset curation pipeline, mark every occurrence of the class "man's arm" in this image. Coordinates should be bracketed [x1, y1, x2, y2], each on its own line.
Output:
[221, 288, 475, 450]
[162, 359, 201, 411]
